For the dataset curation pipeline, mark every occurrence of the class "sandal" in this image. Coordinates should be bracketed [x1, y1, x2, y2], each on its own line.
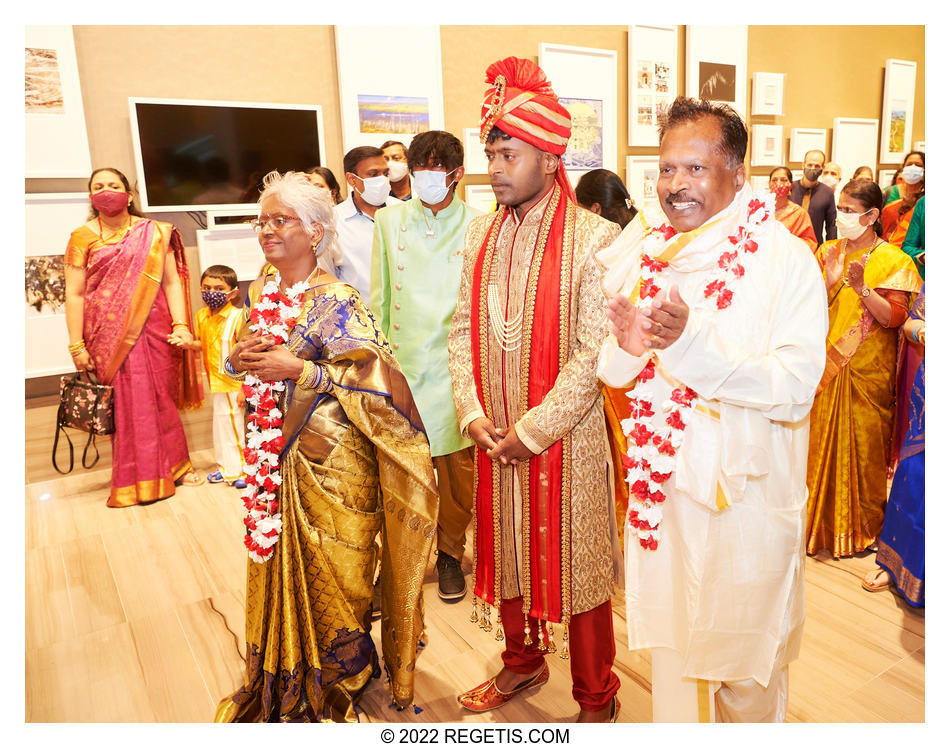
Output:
[207, 470, 225, 484]
[177, 470, 206, 487]
[862, 567, 891, 592]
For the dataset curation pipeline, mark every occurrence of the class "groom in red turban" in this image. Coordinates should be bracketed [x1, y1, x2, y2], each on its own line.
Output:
[446, 57, 623, 722]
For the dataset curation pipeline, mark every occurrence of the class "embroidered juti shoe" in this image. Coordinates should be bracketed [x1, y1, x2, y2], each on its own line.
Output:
[457, 663, 550, 712]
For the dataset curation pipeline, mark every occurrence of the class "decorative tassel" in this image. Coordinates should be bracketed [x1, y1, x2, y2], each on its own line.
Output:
[523, 613, 532, 646]
[494, 610, 504, 641]
[546, 622, 557, 654]
[480, 603, 492, 632]
[559, 624, 569, 660]
[470, 595, 479, 624]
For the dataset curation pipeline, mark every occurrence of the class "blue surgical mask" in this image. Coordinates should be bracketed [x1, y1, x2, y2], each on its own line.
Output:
[201, 289, 231, 311]
[414, 168, 458, 205]
[902, 164, 924, 184]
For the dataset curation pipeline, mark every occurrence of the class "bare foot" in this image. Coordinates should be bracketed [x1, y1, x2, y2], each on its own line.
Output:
[176, 470, 206, 487]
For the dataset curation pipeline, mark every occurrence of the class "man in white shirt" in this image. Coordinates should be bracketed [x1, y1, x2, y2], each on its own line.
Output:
[334, 146, 400, 300]
[596, 96, 827, 722]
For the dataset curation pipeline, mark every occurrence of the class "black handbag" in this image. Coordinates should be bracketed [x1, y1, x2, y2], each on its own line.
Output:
[52, 371, 115, 474]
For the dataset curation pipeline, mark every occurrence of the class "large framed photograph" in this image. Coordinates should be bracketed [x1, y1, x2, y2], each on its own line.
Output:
[25, 26, 92, 178]
[751, 72, 785, 116]
[750, 124, 784, 167]
[832, 117, 880, 190]
[879, 58, 917, 164]
[539, 42, 618, 184]
[686, 26, 748, 120]
[788, 128, 828, 163]
[625, 155, 661, 211]
[628, 25, 678, 147]
[25, 193, 90, 378]
[335, 26, 445, 153]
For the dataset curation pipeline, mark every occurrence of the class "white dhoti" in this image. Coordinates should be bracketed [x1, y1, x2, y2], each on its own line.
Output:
[213, 391, 245, 481]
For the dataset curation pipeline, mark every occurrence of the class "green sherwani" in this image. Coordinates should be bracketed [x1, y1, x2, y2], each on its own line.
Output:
[370, 193, 483, 457]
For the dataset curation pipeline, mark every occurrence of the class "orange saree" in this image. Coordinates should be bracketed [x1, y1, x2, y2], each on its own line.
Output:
[775, 201, 818, 253]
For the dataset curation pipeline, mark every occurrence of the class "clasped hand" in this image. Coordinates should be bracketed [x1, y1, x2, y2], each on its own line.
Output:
[607, 284, 689, 356]
[230, 333, 304, 382]
[468, 417, 533, 466]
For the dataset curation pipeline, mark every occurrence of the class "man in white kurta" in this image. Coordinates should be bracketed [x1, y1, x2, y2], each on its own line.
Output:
[596, 98, 828, 722]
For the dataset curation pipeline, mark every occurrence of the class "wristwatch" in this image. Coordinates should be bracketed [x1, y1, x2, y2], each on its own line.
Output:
[860, 287, 871, 297]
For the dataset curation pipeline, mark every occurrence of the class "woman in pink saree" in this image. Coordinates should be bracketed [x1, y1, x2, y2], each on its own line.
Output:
[64, 168, 205, 506]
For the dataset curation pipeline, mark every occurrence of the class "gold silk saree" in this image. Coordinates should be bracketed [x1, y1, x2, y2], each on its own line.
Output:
[216, 276, 439, 722]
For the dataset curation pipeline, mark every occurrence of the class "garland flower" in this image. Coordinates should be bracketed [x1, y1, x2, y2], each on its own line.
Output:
[620, 192, 773, 550]
[239, 275, 308, 563]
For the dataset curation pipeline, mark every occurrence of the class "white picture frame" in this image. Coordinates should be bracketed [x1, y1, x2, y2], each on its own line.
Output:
[463, 127, 487, 176]
[25, 193, 90, 378]
[832, 117, 880, 191]
[748, 175, 770, 192]
[686, 25, 748, 120]
[628, 25, 678, 147]
[25, 26, 92, 178]
[788, 128, 828, 163]
[878, 169, 896, 191]
[334, 26, 445, 153]
[196, 225, 266, 283]
[750, 124, 784, 167]
[751, 72, 785, 117]
[879, 58, 917, 164]
[625, 155, 661, 212]
[463, 184, 497, 215]
[539, 42, 618, 178]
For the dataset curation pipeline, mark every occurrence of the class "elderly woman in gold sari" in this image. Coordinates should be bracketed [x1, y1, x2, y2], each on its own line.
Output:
[215, 171, 438, 722]
[805, 179, 921, 558]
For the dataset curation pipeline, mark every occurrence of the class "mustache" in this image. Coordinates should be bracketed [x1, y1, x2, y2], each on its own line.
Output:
[665, 192, 700, 205]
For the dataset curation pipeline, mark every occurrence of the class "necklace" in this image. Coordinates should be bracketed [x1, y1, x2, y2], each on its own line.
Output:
[487, 284, 523, 351]
[97, 215, 132, 244]
[422, 206, 436, 237]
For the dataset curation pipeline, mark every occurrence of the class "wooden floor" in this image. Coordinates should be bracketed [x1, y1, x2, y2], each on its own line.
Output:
[24, 398, 924, 723]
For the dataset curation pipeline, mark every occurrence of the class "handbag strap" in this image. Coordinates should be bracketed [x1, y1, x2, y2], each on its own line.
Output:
[81, 430, 100, 469]
[52, 402, 75, 475]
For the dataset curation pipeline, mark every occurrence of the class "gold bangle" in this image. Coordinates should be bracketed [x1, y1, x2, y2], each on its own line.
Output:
[172, 320, 189, 329]
[69, 346, 87, 357]
[296, 360, 317, 388]
[68, 339, 86, 354]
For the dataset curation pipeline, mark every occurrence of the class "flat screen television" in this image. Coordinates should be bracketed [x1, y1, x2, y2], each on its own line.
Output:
[128, 97, 326, 213]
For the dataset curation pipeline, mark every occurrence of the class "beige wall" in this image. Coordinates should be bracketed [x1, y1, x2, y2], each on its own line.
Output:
[27, 24, 925, 226]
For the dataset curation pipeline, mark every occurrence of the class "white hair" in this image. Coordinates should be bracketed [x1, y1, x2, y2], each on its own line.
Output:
[258, 170, 341, 271]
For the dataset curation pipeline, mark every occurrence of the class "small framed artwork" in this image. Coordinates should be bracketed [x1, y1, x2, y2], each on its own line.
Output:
[464, 184, 497, 214]
[196, 224, 266, 282]
[750, 124, 784, 167]
[463, 128, 487, 175]
[832, 117, 880, 190]
[879, 58, 917, 164]
[625, 155, 661, 210]
[628, 25, 679, 147]
[748, 175, 770, 192]
[686, 25, 748, 120]
[878, 169, 896, 191]
[751, 72, 785, 116]
[788, 128, 828, 163]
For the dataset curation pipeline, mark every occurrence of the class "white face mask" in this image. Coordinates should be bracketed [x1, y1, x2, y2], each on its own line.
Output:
[819, 174, 840, 190]
[836, 208, 872, 240]
[413, 168, 458, 205]
[353, 174, 390, 206]
[387, 160, 409, 182]
[902, 164, 924, 184]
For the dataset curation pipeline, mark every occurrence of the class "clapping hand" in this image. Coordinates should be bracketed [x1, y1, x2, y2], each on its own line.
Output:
[845, 258, 867, 294]
[825, 246, 846, 289]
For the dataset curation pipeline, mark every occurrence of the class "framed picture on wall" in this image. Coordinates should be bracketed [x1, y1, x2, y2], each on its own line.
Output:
[832, 117, 880, 190]
[750, 124, 784, 167]
[628, 25, 678, 147]
[25, 26, 92, 178]
[539, 43, 618, 180]
[878, 169, 896, 191]
[625, 155, 661, 211]
[686, 26, 748, 120]
[751, 72, 785, 116]
[334, 26, 445, 153]
[463, 184, 497, 214]
[463, 128, 487, 175]
[788, 128, 827, 163]
[879, 58, 917, 164]
[25, 193, 90, 378]
[196, 224, 266, 283]
[748, 175, 770, 192]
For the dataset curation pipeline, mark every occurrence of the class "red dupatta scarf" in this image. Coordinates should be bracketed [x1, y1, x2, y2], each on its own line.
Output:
[469, 176, 577, 625]
[75, 219, 203, 407]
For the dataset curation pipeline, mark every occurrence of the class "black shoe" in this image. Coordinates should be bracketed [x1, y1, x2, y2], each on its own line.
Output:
[436, 551, 466, 602]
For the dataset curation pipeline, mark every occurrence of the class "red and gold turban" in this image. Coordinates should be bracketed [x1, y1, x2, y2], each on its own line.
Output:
[479, 57, 572, 155]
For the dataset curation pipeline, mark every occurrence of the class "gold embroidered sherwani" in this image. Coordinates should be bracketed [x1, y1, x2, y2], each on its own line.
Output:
[447, 191, 622, 614]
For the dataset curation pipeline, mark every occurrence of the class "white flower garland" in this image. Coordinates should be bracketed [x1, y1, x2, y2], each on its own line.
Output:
[621, 193, 773, 550]
[240, 275, 308, 563]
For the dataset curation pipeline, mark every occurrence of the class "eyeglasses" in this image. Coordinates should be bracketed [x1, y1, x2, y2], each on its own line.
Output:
[252, 214, 301, 233]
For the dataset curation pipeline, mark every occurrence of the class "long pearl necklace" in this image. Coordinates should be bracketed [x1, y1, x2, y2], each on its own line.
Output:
[487, 284, 524, 351]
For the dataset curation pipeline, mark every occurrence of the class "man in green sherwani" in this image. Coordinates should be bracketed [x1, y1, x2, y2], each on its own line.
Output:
[370, 130, 484, 602]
